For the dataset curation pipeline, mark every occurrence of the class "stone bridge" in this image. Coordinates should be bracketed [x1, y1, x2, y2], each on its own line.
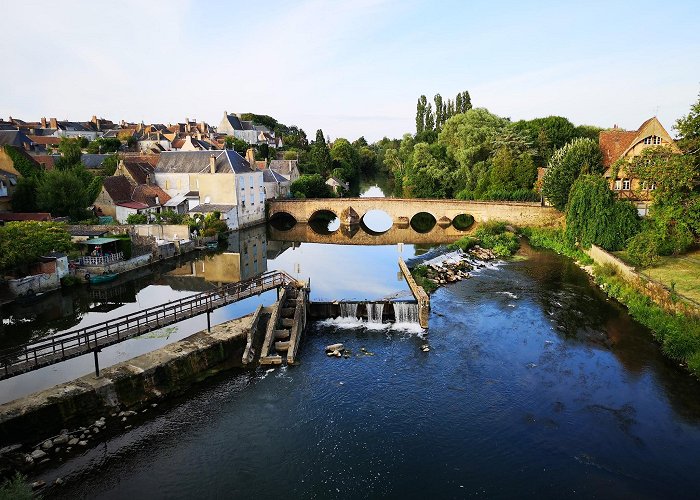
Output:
[268, 198, 561, 228]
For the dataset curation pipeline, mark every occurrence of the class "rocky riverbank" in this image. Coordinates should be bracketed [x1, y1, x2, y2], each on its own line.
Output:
[417, 246, 497, 289]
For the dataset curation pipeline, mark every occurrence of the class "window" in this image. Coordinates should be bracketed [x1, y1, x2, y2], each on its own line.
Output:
[260, 193, 265, 203]
[644, 135, 662, 145]
[614, 180, 621, 191]
[623, 179, 630, 190]
[650, 183, 656, 190]
[249, 175, 253, 187]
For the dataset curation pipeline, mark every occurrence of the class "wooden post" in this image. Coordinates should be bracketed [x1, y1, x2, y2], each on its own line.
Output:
[207, 309, 211, 332]
[93, 350, 100, 377]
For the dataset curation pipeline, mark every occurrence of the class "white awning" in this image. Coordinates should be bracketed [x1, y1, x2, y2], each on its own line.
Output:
[164, 193, 188, 207]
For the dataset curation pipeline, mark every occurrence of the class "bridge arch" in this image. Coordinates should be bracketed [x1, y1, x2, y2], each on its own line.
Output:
[308, 209, 340, 235]
[452, 213, 475, 231]
[360, 209, 393, 235]
[268, 211, 297, 231]
[410, 212, 437, 233]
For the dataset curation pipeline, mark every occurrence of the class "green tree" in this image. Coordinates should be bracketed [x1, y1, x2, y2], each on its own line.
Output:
[100, 154, 119, 176]
[291, 174, 334, 198]
[434, 94, 444, 130]
[126, 213, 148, 224]
[86, 137, 121, 154]
[675, 89, 700, 166]
[36, 167, 102, 219]
[541, 137, 603, 210]
[330, 138, 360, 181]
[425, 103, 435, 131]
[3, 145, 43, 177]
[416, 95, 427, 134]
[404, 142, 453, 198]
[0, 221, 73, 273]
[308, 129, 332, 175]
[224, 136, 248, 153]
[10, 176, 39, 212]
[565, 175, 640, 251]
[55, 137, 83, 169]
[461, 91, 472, 112]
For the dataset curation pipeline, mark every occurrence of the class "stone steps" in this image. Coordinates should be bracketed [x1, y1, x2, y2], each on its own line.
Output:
[275, 341, 290, 352]
[274, 329, 290, 340]
[260, 354, 282, 365]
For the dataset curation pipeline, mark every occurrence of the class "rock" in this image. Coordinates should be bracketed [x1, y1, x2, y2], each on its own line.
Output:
[53, 434, 69, 445]
[30, 449, 47, 460]
[93, 428, 100, 434]
[55, 447, 61, 453]
[325, 343, 344, 352]
[151, 403, 158, 408]
[333, 350, 342, 357]
[125, 425, 132, 430]
[326, 351, 334, 357]
[31, 480, 46, 490]
[80, 433, 86, 439]
[0, 444, 22, 456]
[94, 419, 105, 428]
[121, 417, 127, 422]
[60, 428, 69, 434]
[68, 438, 79, 446]
[41, 439, 53, 450]
[54, 477, 64, 486]
[78, 440, 88, 446]
[66, 447, 72, 452]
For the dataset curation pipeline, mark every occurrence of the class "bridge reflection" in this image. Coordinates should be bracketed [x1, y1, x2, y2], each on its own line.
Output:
[267, 222, 470, 245]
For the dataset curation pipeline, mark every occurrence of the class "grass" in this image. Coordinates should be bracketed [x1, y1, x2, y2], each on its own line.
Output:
[519, 226, 593, 265]
[411, 265, 438, 294]
[640, 250, 700, 305]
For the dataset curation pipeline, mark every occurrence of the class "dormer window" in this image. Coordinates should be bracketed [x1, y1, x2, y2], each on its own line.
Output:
[622, 179, 630, 190]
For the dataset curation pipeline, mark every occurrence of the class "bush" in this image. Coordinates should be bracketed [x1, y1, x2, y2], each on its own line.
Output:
[411, 265, 438, 293]
[626, 230, 660, 267]
[520, 226, 593, 265]
[480, 188, 540, 202]
[449, 236, 479, 251]
[474, 221, 519, 257]
[0, 473, 33, 500]
[126, 213, 148, 224]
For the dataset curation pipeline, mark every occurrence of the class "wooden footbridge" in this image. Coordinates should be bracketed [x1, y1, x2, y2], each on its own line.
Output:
[0, 271, 300, 381]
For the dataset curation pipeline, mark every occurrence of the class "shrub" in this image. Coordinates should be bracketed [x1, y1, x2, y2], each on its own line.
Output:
[449, 236, 479, 251]
[126, 213, 148, 224]
[0, 473, 33, 500]
[411, 265, 438, 294]
[474, 221, 519, 257]
[520, 226, 593, 265]
[626, 230, 660, 267]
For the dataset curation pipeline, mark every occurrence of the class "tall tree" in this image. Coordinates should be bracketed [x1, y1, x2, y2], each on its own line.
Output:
[456, 93, 463, 115]
[425, 103, 435, 131]
[675, 90, 700, 167]
[416, 95, 427, 135]
[462, 91, 472, 112]
[309, 129, 332, 175]
[434, 94, 444, 129]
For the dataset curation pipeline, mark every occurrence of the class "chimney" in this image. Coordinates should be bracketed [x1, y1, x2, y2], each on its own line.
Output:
[209, 154, 216, 174]
[245, 148, 255, 167]
[41, 117, 47, 128]
[50, 117, 57, 129]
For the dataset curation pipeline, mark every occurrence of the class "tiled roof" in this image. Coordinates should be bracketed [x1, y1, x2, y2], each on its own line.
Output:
[189, 203, 235, 213]
[27, 135, 60, 145]
[102, 176, 133, 203]
[155, 150, 254, 174]
[122, 160, 155, 185]
[131, 184, 170, 207]
[225, 114, 243, 130]
[263, 169, 289, 183]
[32, 154, 58, 170]
[269, 159, 298, 176]
[599, 129, 637, 168]
[81, 154, 111, 169]
[0, 130, 33, 147]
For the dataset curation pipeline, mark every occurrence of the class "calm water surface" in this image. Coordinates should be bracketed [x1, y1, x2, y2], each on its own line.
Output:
[40, 243, 700, 499]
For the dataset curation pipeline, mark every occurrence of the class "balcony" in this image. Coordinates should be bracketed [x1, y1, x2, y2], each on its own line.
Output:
[79, 252, 124, 266]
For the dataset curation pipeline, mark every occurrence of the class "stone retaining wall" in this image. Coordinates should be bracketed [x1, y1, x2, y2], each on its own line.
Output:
[586, 245, 700, 318]
[0, 316, 251, 446]
[398, 258, 430, 328]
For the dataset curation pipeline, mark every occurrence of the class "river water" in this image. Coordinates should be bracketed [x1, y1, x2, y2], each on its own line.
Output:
[4, 186, 700, 497]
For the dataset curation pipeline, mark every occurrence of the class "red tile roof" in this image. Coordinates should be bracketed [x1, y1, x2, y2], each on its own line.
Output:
[599, 129, 638, 168]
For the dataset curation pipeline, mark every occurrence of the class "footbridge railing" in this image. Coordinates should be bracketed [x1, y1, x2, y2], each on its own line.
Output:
[0, 270, 297, 381]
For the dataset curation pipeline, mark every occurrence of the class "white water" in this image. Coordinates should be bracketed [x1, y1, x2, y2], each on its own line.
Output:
[366, 303, 384, 324]
[339, 302, 358, 319]
[393, 302, 419, 324]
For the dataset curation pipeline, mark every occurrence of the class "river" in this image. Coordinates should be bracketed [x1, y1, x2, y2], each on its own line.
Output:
[4, 186, 700, 498]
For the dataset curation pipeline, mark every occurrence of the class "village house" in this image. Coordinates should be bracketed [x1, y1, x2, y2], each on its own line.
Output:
[263, 168, 291, 199]
[268, 159, 300, 183]
[218, 111, 276, 146]
[95, 159, 171, 223]
[326, 176, 349, 195]
[600, 117, 680, 215]
[154, 149, 265, 230]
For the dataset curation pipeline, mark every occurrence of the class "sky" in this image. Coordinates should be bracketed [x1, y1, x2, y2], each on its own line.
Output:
[1, 0, 699, 141]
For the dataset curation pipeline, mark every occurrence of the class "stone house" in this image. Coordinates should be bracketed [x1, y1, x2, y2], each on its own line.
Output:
[96, 172, 171, 223]
[218, 112, 276, 145]
[600, 117, 680, 215]
[326, 176, 349, 194]
[268, 159, 300, 183]
[154, 149, 265, 230]
[263, 169, 291, 199]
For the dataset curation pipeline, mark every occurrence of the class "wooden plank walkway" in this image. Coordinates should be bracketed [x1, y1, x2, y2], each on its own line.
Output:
[0, 271, 296, 381]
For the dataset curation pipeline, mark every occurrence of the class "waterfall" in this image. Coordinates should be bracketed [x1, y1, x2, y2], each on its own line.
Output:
[393, 302, 419, 324]
[339, 302, 358, 319]
[366, 302, 384, 324]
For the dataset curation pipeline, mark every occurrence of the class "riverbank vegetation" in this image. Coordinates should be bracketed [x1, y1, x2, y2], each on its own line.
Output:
[0, 221, 73, 275]
[0, 473, 32, 500]
[593, 264, 700, 377]
[518, 227, 593, 265]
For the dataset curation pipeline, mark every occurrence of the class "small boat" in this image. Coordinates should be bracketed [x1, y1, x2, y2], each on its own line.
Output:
[87, 273, 118, 284]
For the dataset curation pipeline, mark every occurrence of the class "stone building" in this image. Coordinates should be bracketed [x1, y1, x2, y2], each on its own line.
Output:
[154, 150, 265, 230]
[600, 117, 680, 215]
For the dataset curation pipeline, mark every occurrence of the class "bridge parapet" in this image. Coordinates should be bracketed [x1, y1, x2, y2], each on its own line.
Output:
[268, 198, 561, 227]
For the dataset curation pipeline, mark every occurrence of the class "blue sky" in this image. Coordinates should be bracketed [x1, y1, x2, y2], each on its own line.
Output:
[1, 0, 698, 141]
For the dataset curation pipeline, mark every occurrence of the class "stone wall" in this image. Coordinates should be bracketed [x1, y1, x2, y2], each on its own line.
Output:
[586, 245, 700, 318]
[0, 316, 251, 445]
[398, 258, 430, 328]
[268, 198, 562, 227]
[7, 273, 60, 296]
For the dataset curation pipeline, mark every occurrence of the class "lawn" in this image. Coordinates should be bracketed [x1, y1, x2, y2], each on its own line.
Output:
[639, 250, 700, 305]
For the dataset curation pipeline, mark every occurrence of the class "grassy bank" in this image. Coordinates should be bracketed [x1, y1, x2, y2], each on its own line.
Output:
[593, 264, 700, 377]
[518, 226, 592, 265]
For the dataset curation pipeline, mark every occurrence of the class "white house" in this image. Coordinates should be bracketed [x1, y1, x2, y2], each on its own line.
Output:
[154, 150, 265, 230]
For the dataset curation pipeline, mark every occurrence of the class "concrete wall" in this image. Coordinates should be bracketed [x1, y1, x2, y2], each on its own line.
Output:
[7, 273, 60, 296]
[398, 258, 430, 328]
[268, 198, 562, 227]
